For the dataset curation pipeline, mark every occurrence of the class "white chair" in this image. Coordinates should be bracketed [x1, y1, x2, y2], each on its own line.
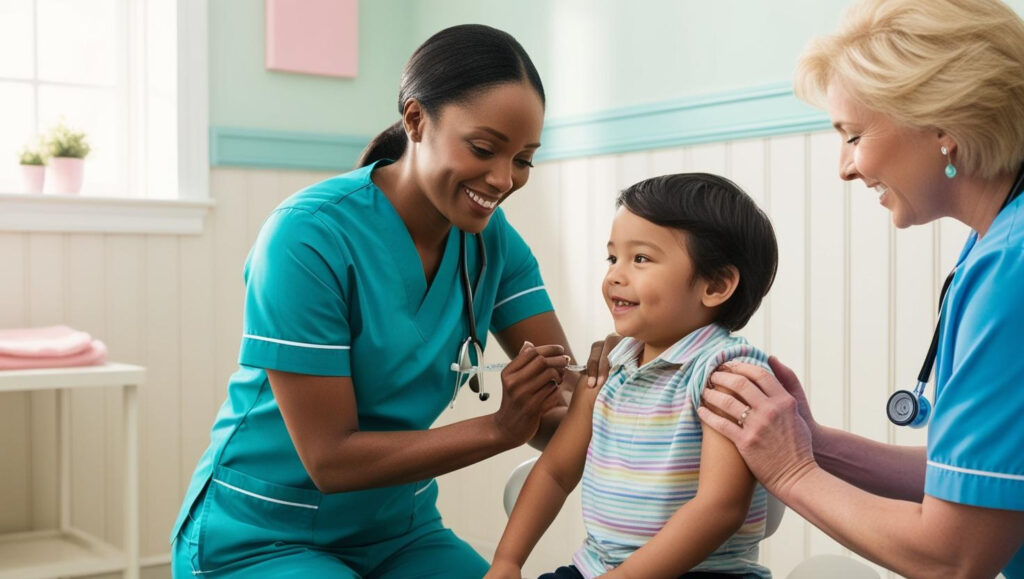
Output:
[503, 456, 880, 578]
[503, 456, 539, 516]
[787, 554, 880, 578]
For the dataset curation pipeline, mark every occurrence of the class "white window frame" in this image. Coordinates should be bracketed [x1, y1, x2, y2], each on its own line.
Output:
[0, 0, 212, 235]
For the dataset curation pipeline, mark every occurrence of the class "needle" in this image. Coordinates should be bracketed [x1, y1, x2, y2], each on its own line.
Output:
[450, 362, 588, 374]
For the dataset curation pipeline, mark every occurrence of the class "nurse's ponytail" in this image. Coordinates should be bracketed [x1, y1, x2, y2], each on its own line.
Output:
[357, 121, 406, 167]
[357, 24, 544, 168]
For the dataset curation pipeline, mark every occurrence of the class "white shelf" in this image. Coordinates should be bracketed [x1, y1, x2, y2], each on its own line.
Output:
[0, 193, 213, 235]
[0, 363, 145, 393]
[0, 363, 143, 579]
[0, 530, 126, 579]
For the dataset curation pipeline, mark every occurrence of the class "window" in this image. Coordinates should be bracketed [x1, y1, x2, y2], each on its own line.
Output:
[0, 0, 209, 234]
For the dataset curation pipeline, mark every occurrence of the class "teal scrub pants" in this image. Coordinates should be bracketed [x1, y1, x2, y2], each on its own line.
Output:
[171, 484, 489, 578]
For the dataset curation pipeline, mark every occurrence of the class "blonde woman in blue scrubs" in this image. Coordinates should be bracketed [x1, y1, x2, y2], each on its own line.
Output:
[700, 0, 1024, 577]
[171, 25, 603, 578]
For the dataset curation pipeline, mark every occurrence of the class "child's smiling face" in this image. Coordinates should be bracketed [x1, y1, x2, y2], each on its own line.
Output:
[603, 208, 719, 361]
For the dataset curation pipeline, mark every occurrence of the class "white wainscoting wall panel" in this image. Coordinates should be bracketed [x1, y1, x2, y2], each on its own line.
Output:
[0, 133, 968, 578]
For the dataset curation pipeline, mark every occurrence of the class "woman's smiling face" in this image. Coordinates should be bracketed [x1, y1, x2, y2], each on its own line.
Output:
[827, 82, 953, 229]
[411, 81, 544, 234]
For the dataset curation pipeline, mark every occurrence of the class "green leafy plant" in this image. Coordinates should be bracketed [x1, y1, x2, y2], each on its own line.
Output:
[18, 145, 46, 166]
[45, 120, 91, 159]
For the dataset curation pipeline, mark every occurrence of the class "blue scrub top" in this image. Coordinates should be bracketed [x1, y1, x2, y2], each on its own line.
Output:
[926, 193, 1024, 578]
[171, 161, 553, 546]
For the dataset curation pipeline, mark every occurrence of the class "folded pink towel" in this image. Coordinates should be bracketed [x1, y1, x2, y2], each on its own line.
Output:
[0, 339, 107, 370]
[0, 325, 94, 358]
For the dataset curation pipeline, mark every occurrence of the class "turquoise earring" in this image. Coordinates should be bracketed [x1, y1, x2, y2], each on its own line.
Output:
[941, 146, 957, 179]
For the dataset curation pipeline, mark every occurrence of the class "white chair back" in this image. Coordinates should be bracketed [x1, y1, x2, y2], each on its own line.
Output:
[764, 491, 786, 538]
[503, 456, 537, 516]
[787, 554, 881, 578]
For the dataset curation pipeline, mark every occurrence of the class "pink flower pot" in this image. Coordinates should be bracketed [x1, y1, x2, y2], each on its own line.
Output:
[49, 157, 85, 194]
[19, 164, 45, 194]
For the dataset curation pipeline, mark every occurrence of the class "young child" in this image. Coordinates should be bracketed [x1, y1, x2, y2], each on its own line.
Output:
[487, 173, 779, 579]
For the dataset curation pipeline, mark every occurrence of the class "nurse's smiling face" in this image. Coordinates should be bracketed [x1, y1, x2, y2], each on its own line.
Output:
[410, 81, 544, 233]
[827, 82, 953, 229]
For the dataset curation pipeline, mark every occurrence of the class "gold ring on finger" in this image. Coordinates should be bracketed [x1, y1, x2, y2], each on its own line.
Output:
[737, 406, 751, 427]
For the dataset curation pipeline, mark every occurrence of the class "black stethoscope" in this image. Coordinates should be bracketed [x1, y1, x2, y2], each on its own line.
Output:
[458, 231, 490, 402]
[887, 163, 1024, 427]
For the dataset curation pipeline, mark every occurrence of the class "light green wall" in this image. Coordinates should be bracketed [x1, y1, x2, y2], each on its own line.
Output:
[210, 0, 847, 133]
[410, 0, 849, 119]
[208, 0, 416, 136]
[210, 0, 1024, 135]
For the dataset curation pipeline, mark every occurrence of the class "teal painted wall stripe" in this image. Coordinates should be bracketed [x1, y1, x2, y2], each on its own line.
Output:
[537, 83, 829, 161]
[209, 127, 368, 172]
[209, 83, 830, 170]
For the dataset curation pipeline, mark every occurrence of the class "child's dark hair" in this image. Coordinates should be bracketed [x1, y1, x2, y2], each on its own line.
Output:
[358, 24, 545, 167]
[616, 173, 778, 331]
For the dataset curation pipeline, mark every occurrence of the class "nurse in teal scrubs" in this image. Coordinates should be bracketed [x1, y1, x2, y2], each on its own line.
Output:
[171, 24, 596, 578]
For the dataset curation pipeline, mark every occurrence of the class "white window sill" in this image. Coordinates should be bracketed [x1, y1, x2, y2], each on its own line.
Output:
[0, 192, 214, 235]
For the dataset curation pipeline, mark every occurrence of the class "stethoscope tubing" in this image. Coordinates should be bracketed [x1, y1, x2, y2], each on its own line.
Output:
[893, 163, 1024, 426]
[459, 231, 488, 399]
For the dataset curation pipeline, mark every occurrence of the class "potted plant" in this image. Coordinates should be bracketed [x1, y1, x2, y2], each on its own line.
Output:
[18, 144, 47, 194]
[45, 120, 91, 195]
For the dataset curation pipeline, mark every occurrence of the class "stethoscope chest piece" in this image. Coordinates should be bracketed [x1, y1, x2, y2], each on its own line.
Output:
[887, 383, 932, 428]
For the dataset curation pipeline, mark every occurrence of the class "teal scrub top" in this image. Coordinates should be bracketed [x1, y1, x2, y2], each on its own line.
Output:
[171, 161, 553, 546]
[926, 193, 1024, 578]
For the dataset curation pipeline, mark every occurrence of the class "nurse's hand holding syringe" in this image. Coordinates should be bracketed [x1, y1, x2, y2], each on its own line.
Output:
[485, 341, 576, 448]
[456, 335, 623, 379]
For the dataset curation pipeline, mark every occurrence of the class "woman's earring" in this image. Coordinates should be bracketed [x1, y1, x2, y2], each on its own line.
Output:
[941, 146, 957, 179]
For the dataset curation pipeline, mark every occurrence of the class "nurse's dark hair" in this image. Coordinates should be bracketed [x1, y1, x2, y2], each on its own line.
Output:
[616, 174, 778, 331]
[357, 24, 545, 168]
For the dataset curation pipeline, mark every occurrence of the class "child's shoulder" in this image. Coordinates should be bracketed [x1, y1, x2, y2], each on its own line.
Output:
[694, 332, 770, 371]
[683, 332, 772, 407]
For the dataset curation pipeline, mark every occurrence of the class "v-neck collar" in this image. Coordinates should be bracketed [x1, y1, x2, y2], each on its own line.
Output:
[364, 165, 462, 330]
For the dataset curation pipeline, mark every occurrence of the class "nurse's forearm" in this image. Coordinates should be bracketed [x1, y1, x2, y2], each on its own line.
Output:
[527, 379, 572, 450]
[814, 425, 926, 502]
[784, 466, 1024, 578]
[306, 414, 521, 493]
[528, 406, 567, 450]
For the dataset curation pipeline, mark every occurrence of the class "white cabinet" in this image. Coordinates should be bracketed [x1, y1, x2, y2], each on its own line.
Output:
[0, 363, 144, 579]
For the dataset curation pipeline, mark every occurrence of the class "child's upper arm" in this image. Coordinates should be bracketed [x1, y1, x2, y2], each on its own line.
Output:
[534, 372, 600, 492]
[695, 418, 756, 510]
[691, 349, 768, 508]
